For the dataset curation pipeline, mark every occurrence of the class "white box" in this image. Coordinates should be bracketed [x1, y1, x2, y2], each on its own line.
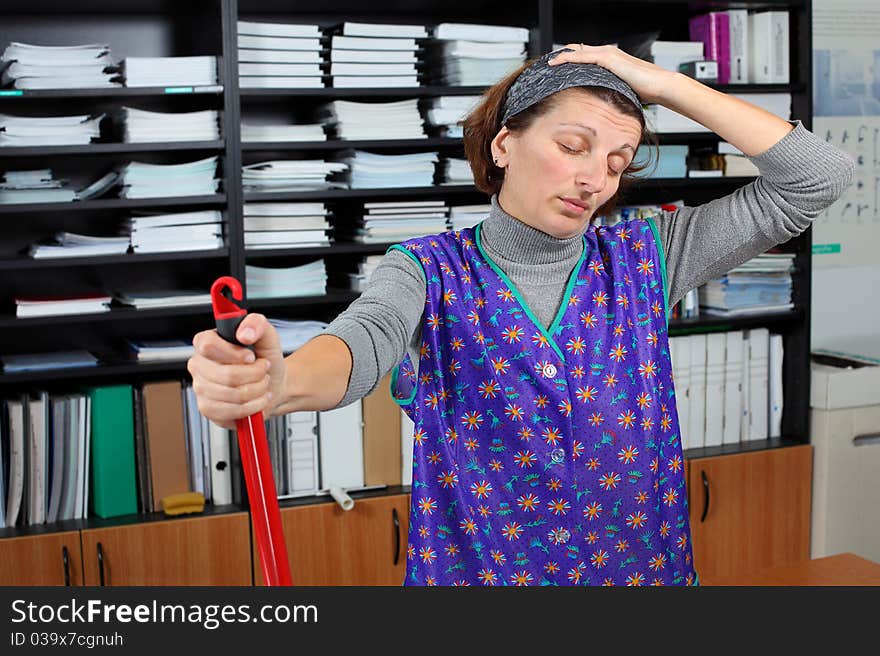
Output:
[811, 354, 880, 410]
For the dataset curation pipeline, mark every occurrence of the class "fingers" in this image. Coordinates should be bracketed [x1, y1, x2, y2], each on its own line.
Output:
[549, 43, 614, 65]
[194, 393, 274, 427]
[187, 351, 271, 389]
[191, 370, 272, 406]
[192, 329, 255, 365]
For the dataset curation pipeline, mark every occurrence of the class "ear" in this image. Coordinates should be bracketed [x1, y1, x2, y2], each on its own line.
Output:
[490, 126, 513, 166]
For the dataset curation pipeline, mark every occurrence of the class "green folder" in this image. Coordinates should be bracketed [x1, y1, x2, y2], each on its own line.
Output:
[88, 385, 137, 518]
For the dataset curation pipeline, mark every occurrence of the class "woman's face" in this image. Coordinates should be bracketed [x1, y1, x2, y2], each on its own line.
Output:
[492, 89, 642, 239]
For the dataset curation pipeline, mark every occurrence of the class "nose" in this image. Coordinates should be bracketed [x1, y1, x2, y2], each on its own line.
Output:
[574, 154, 607, 194]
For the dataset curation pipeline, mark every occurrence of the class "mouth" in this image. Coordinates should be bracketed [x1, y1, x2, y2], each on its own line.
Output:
[559, 197, 589, 214]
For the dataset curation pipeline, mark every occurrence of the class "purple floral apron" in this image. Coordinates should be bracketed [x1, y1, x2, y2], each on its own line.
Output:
[390, 218, 697, 586]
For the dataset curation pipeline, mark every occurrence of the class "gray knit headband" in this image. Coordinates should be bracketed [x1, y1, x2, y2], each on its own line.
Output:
[500, 49, 643, 127]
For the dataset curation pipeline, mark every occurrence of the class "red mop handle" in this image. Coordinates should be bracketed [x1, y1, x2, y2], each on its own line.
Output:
[210, 276, 292, 586]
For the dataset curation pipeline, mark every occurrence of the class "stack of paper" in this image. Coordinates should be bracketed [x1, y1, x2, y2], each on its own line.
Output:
[29, 232, 130, 259]
[118, 156, 220, 199]
[0, 169, 75, 204]
[0, 351, 98, 372]
[352, 200, 449, 243]
[343, 150, 438, 189]
[0, 42, 119, 89]
[349, 254, 383, 292]
[242, 160, 348, 193]
[241, 122, 326, 143]
[322, 99, 426, 140]
[647, 92, 790, 133]
[14, 293, 112, 318]
[441, 157, 474, 185]
[122, 56, 217, 88]
[719, 143, 760, 176]
[244, 202, 332, 250]
[121, 107, 219, 143]
[0, 113, 104, 147]
[431, 23, 528, 86]
[268, 318, 328, 353]
[246, 259, 328, 298]
[238, 21, 325, 89]
[126, 339, 194, 362]
[449, 204, 490, 231]
[633, 144, 689, 178]
[699, 254, 795, 317]
[649, 41, 705, 74]
[330, 22, 426, 88]
[425, 95, 481, 138]
[114, 290, 211, 309]
[124, 209, 224, 253]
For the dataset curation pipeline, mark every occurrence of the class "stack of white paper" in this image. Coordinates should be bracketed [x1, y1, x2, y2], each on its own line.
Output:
[321, 99, 426, 140]
[353, 200, 448, 243]
[114, 290, 211, 309]
[647, 93, 790, 133]
[244, 202, 332, 249]
[0, 169, 76, 204]
[118, 156, 220, 199]
[268, 318, 328, 353]
[124, 209, 224, 253]
[432, 24, 528, 86]
[0, 113, 104, 147]
[1, 42, 119, 89]
[29, 231, 130, 259]
[246, 259, 328, 298]
[14, 293, 112, 318]
[238, 21, 325, 89]
[241, 122, 326, 143]
[699, 254, 795, 317]
[425, 95, 481, 138]
[122, 56, 217, 88]
[649, 41, 705, 74]
[343, 150, 438, 189]
[349, 254, 383, 292]
[441, 157, 474, 185]
[0, 351, 98, 372]
[121, 107, 219, 143]
[330, 22, 426, 88]
[126, 339, 194, 362]
[242, 160, 348, 193]
[449, 203, 490, 231]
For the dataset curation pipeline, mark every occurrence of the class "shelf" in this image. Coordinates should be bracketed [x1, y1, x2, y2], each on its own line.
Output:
[707, 83, 806, 94]
[0, 248, 229, 270]
[0, 194, 227, 214]
[0, 358, 190, 386]
[246, 290, 361, 309]
[683, 437, 806, 462]
[0, 141, 226, 157]
[243, 185, 482, 202]
[242, 137, 462, 151]
[668, 308, 804, 334]
[240, 86, 487, 98]
[0, 304, 214, 329]
[245, 242, 392, 258]
[0, 86, 224, 99]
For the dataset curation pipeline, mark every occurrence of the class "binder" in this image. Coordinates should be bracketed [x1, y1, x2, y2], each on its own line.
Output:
[284, 412, 319, 495]
[689, 12, 731, 85]
[362, 375, 403, 486]
[27, 392, 48, 525]
[704, 334, 726, 448]
[669, 336, 692, 450]
[725, 9, 749, 83]
[769, 333, 784, 437]
[749, 11, 789, 84]
[401, 411, 415, 486]
[747, 328, 770, 441]
[46, 395, 68, 524]
[318, 403, 364, 490]
[208, 421, 232, 505]
[143, 381, 191, 507]
[688, 334, 708, 449]
[722, 331, 745, 445]
[88, 385, 137, 519]
[4, 399, 25, 527]
[58, 396, 80, 522]
[0, 402, 6, 527]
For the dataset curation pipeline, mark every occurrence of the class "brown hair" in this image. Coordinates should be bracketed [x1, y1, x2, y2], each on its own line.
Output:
[462, 58, 658, 219]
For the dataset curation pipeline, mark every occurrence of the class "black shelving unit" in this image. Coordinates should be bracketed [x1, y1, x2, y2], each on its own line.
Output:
[0, 0, 814, 538]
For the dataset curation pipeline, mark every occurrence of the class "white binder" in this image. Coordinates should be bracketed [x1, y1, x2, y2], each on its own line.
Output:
[670, 336, 692, 451]
[768, 333, 784, 437]
[401, 411, 415, 486]
[704, 334, 726, 448]
[285, 412, 319, 495]
[747, 328, 770, 441]
[722, 331, 745, 445]
[208, 421, 232, 505]
[688, 334, 707, 449]
[318, 402, 364, 490]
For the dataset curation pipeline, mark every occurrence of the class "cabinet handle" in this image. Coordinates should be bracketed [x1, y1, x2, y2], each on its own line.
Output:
[62, 546, 70, 587]
[700, 470, 710, 523]
[392, 508, 400, 566]
[96, 542, 106, 586]
[853, 432, 880, 447]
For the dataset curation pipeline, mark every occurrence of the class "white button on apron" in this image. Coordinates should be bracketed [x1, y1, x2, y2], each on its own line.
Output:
[543, 363, 557, 378]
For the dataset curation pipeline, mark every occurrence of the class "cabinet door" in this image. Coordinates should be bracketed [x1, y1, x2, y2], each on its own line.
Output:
[0, 532, 83, 586]
[256, 494, 409, 586]
[689, 445, 812, 584]
[81, 513, 252, 586]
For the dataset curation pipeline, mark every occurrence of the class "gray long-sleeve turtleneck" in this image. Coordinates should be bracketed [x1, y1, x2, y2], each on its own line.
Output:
[323, 120, 854, 407]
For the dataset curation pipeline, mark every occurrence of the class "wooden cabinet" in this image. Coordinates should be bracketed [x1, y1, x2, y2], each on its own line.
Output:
[255, 494, 409, 586]
[688, 445, 812, 585]
[80, 513, 252, 586]
[0, 531, 83, 586]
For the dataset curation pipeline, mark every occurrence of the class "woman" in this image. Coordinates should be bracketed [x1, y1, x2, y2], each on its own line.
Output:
[188, 45, 853, 586]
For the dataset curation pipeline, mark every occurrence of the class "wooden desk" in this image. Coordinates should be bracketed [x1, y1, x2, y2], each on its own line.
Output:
[706, 553, 880, 586]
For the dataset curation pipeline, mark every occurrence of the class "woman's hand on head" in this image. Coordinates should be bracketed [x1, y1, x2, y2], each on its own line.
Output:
[187, 313, 287, 429]
[549, 43, 676, 105]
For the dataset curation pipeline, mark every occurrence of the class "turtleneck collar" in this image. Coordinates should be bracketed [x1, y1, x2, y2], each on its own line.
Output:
[480, 194, 585, 265]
